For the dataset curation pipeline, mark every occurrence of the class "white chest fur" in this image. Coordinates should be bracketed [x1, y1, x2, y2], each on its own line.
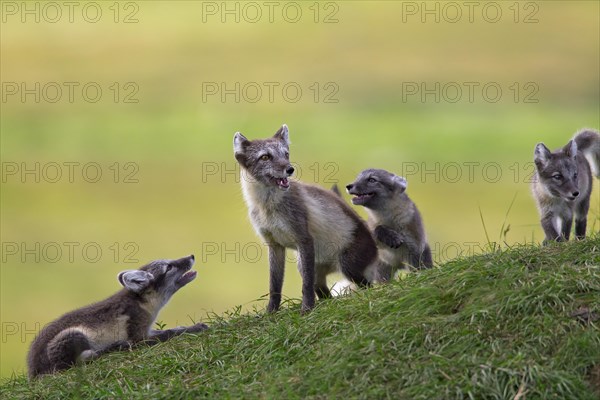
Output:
[241, 179, 354, 263]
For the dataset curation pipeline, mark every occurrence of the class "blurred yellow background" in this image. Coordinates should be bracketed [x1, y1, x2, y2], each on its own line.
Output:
[1, 1, 598, 377]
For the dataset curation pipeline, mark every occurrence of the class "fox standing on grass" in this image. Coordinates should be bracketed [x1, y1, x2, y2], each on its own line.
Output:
[233, 124, 378, 313]
[532, 128, 600, 242]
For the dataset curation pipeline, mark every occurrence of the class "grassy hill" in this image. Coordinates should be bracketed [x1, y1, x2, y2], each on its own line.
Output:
[1, 238, 599, 399]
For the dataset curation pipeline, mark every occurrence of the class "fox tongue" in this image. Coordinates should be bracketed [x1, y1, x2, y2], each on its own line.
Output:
[277, 178, 290, 188]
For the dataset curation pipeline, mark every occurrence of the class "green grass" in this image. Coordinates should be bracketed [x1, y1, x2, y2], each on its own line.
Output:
[2, 0, 599, 381]
[2, 1, 599, 376]
[2, 237, 599, 399]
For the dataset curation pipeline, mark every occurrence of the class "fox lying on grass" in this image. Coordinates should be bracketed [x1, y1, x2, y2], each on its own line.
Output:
[532, 129, 600, 242]
[27, 255, 207, 378]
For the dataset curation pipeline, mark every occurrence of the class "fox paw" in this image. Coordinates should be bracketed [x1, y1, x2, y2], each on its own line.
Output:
[189, 323, 209, 332]
[375, 227, 404, 248]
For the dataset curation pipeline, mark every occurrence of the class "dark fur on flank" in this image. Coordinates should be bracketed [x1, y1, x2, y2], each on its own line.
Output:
[233, 124, 377, 313]
[532, 128, 600, 242]
[27, 255, 208, 378]
[347, 169, 433, 281]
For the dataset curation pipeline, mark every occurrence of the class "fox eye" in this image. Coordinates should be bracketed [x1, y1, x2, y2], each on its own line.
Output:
[284, 152, 289, 159]
[260, 154, 271, 161]
[368, 177, 377, 183]
[166, 265, 173, 272]
[552, 174, 562, 180]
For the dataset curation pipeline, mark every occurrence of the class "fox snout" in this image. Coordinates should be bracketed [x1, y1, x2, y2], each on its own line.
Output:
[345, 182, 363, 194]
[269, 161, 294, 178]
[554, 183, 580, 202]
[171, 255, 197, 289]
[559, 179, 581, 201]
[345, 181, 369, 196]
[178, 254, 195, 267]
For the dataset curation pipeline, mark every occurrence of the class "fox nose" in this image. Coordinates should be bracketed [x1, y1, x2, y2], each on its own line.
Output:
[346, 184, 353, 190]
[572, 191, 579, 198]
[286, 166, 295, 176]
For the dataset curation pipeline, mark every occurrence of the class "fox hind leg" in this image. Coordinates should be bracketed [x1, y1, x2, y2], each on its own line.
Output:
[419, 244, 433, 269]
[339, 250, 371, 288]
[47, 330, 93, 373]
[374, 260, 395, 283]
[315, 264, 332, 299]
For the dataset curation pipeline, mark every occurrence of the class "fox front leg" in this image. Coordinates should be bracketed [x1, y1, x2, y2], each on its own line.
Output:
[561, 217, 573, 241]
[267, 244, 286, 313]
[297, 238, 316, 313]
[374, 225, 405, 249]
[540, 214, 563, 243]
[147, 323, 209, 344]
[574, 196, 590, 239]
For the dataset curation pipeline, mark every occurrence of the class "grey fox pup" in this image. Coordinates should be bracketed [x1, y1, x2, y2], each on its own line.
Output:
[346, 169, 433, 281]
[233, 124, 377, 313]
[27, 255, 208, 378]
[532, 128, 600, 242]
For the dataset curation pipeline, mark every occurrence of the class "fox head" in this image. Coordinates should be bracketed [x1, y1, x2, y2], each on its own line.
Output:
[346, 169, 408, 209]
[233, 124, 295, 190]
[534, 140, 581, 201]
[118, 255, 197, 304]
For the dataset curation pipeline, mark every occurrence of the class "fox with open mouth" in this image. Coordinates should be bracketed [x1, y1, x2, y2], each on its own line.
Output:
[233, 124, 378, 313]
[347, 169, 433, 280]
[27, 255, 208, 378]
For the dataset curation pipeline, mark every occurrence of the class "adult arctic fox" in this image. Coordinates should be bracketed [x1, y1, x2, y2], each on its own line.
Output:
[233, 124, 377, 313]
[532, 128, 600, 242]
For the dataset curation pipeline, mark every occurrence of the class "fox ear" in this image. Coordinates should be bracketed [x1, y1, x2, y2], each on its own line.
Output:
[563, 139, 577, 158]
[534, 143, 551, 167]
[118, 270, 154, 293]
[233, 132, 249, 154]
[273, 124, 290, 146]
[392, 175, 407, 191]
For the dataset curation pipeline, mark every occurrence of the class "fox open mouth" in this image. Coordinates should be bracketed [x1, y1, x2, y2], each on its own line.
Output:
[351, 193, 375, 205]
[176, 270, 197, 286]
[273, 177, 290, 190]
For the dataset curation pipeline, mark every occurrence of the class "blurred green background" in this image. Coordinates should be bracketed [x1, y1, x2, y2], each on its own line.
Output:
[1, 1, 598, 378]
